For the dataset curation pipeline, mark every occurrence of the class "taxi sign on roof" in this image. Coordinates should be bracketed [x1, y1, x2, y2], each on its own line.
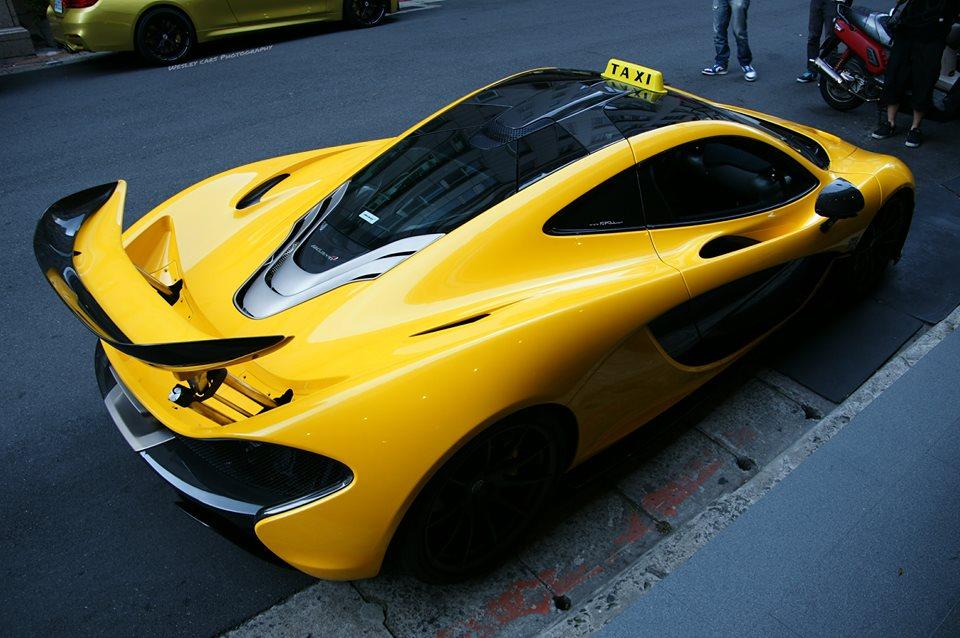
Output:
[601, 58, 666, 94]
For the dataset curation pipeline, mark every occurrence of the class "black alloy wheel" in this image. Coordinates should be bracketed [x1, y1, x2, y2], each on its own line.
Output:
[345, 0, 387, 27]
[845, 194, 913, 294]
[136, 8, 195, 65]
[399, 418, 563, 583]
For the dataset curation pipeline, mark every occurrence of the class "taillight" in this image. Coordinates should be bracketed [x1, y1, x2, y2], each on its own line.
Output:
[62, 0, 99, 8]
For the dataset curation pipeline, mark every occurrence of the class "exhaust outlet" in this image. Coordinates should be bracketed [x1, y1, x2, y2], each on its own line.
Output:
[814, 58, 844, 85]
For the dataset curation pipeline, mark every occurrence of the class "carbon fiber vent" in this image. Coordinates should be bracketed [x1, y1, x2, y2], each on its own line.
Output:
[175, 435, 352, 504]
[479, 117, 552, 144]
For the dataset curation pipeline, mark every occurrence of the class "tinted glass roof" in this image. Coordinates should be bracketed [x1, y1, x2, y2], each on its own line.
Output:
[411, 68, 736, 153]
[291, 70, 770, 268]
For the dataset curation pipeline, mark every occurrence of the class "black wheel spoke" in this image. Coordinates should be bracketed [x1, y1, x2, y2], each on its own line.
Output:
[426, 500, 466, 530]
[437, 505, 471, 557]
[513, 447, 546, 471]
[417, 422, 560, 577]
[477, 500, 500, 544]
[458, 508, 477, 567]
[483, 489, 527, 516]
[493, 474, 553, 488]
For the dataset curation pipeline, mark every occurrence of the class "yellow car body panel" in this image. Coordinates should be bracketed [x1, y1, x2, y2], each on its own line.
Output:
[47, 0, 399, 52]
[34, 66, 914, 580]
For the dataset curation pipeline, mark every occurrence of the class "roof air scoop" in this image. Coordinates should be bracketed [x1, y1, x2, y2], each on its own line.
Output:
[237, 174, 290, 210]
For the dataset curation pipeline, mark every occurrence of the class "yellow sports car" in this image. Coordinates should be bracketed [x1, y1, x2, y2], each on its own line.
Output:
[34, 60, 914, 582]
[47, 0, 399, 64]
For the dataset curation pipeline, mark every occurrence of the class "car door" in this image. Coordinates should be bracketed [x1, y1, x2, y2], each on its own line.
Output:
[226, 0, 331, 24]
[532, 140, 709, 456]
[635, 130, 832, 368]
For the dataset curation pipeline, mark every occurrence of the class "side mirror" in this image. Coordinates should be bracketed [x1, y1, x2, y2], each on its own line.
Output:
[816, 178, 864, 232]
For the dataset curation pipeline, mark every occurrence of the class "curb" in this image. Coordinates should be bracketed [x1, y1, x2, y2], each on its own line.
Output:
[0, 51, 108, 77]
[538, 304, 960, 637]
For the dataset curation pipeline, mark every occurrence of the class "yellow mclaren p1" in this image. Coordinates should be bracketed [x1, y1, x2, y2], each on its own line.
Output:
[34, 60, 914, 582]
[47, 0, 399, 64]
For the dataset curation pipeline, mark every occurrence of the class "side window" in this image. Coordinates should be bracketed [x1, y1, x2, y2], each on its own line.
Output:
[639, 136, 819, 227]
[543, 168, 644, 235]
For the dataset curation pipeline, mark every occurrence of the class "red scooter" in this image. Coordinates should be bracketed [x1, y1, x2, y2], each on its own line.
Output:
[814, 1, 893, 111]
[815, 1, 960, 112]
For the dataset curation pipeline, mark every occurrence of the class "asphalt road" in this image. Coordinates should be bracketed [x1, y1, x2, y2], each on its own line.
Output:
[1, 1, 957, 636]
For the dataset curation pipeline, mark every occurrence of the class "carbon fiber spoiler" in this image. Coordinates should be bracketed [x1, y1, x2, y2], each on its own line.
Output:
[34, 182, 290, 372]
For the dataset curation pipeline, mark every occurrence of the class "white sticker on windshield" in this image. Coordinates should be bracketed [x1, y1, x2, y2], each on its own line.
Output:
[359, 211, 379, 224]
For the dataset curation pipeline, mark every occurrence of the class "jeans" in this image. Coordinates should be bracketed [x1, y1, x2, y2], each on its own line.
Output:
[807, 0, 835, 71]
[713, 0, 752, 67]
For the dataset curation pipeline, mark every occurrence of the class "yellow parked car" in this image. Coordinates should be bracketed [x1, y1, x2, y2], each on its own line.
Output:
[33, 60, 914, 582]
[47, 0, 399, 64]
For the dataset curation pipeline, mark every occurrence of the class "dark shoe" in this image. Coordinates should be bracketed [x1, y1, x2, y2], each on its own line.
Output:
[871, 121, 896, 139]
[905, 128, 922, 148]
[797, 70, 816, 83]
[702, 64, 728, 76]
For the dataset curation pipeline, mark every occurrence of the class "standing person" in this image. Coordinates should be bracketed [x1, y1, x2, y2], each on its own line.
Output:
[703, 0, 758, 81]
[798, 0, 837, 83]
[872, 0, 960, 148]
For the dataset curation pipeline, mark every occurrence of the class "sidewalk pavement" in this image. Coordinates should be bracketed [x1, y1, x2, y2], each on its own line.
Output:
[598, 325, 960, 637]
[0, 47, 101, 75]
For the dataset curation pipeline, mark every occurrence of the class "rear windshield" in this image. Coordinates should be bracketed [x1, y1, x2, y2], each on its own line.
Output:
[294, 122, 591, 272]
[294, 126, 517, 272]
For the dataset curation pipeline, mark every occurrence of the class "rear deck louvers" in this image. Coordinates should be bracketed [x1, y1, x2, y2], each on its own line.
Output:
[237, 173, 290, 210]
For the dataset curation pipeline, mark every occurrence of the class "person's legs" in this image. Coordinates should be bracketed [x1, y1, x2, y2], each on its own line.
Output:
[799, 0, 830, 81]
[806, 0, 827, 72]
[730, 0, 753, 67]
[911, 39, 943, 115]
[874, 39, 911, 137]
[713, 0, 732, 67]
[889, 103, 901, 124]
[905, 39, 944, 147]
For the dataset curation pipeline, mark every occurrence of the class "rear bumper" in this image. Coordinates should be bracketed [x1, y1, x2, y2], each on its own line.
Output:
[47, 5, 135, 52]
[94, 344, 352, 561]
[39, 182, 391, 580]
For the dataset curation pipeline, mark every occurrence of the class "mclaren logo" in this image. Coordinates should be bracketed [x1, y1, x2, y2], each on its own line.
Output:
[309, 245, 340, 262]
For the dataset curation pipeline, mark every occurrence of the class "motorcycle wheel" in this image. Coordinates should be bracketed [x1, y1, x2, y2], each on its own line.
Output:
[818, 55, 866, 111]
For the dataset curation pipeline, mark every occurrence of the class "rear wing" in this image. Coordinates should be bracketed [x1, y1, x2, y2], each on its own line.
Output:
[34, 181, 290, 373]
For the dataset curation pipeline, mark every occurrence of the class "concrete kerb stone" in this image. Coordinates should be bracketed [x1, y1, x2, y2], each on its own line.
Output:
[538, 304, 960, 637]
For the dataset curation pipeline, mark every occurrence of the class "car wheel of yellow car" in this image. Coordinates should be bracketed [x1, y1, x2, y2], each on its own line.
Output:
[344, 0, 387, 27]
[398, 417, 563, 583]
[135, 7, 195, 65]
[845, 192, 913, 294]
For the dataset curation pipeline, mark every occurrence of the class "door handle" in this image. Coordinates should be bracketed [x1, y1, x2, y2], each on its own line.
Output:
[699, 235, 760, 259]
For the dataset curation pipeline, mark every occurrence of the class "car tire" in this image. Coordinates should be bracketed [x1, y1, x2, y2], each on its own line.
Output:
[135, 7, 195, 65]
[834, 192, 913, 297]
[396, 416, 564, 583]
[344, 0, 387, 27]
[818, 55, 866, 112]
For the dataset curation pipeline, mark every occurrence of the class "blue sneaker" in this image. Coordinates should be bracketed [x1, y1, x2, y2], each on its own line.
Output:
[702, 63, 728, 76]
[741, 65, 758, 82]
